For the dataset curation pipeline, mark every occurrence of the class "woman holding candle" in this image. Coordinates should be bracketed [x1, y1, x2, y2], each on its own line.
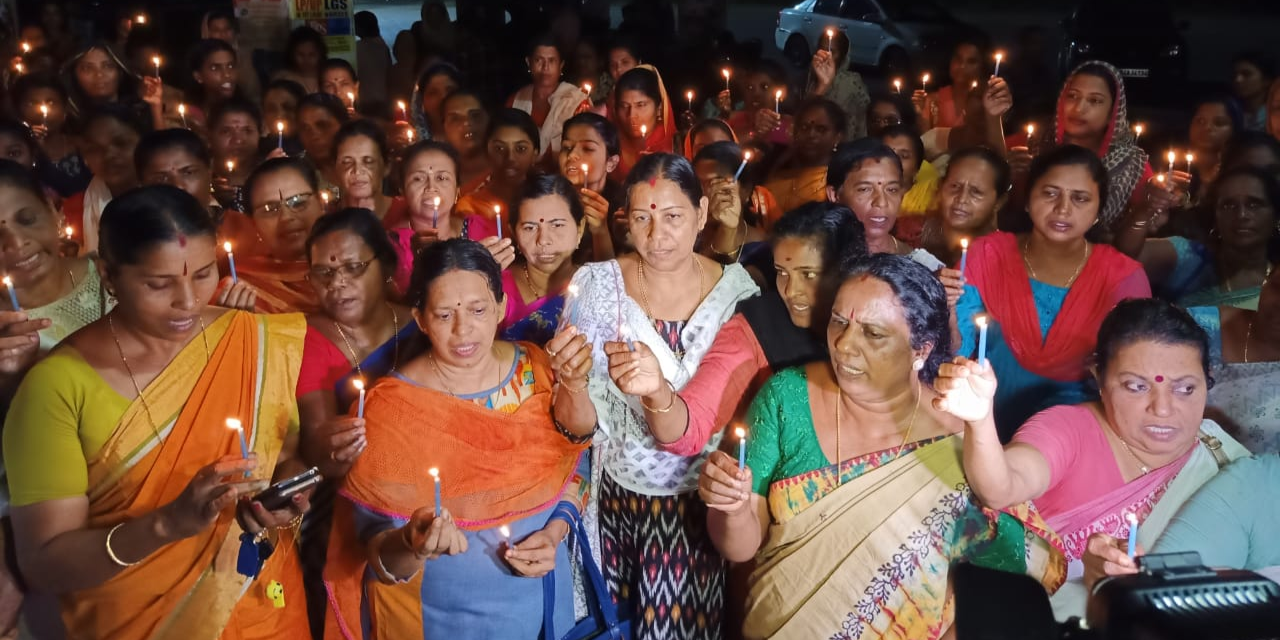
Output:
[1124, 167, 1278, 310]
[320, 59, 361, 117]
[260, 79, 306, 156]
[506, 35, 591, 156]
[955, 145, 1151, 439]
[1185, 93, 1243, 198]
[3, 185, 313, 639]
[559, 112, 625, 259]
[699, 254, 1063, 639]
[936, 298, 1248, 617]
[271, 26, 326, 94]
[62, 104, 147, 255]
[439, 89, 491, 189]
[454, 108, 538, 236]
[62, 43, 163, 131]
[186, 39, 242, 125]
[763, 97, 845, 213]
[239, 157, 326, 313]
[726, 60, 792, 146]
[609, 65, 675, 179]
[911, 38, 986, 131]
[207, 98, 266, 213]
[544, 153, 759, 640]
[898, 147, 1011, 266]
[499, 174, 586, 345]
[692, 141, 781, 271]
[805, 29, 870, 140]
[13, 74, 89, 198]
[323, 238, 591, 638]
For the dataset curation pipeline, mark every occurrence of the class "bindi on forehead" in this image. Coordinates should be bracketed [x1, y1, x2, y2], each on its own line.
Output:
[177, 234, 187, 247]
[650, 203, 657, 209]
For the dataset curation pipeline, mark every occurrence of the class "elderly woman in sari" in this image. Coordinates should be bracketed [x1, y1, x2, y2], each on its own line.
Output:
[506, 35, 591, 157]
[334, 120, 409, 230]
[500, 175, 584, 345]
[1123, 166, 1278, 310]
[939, 298, 1249, 618]
[701, 254, 1064, 639]
[896, 147, 1010, 264]
[4, 185, 312, 639]
[957, 145, 1151, 438]
[323, 239, 590, 638]
[239, 158, 327, 313]
[545, 153, 759, 639]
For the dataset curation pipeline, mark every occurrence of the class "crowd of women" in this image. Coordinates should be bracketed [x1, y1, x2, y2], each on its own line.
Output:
[0, 2, 1276, 639]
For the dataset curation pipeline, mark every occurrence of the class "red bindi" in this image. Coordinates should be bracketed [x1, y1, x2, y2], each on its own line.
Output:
[1154, 375, 1164, 383]
[649, 203, 657, 209]
[647, 177, 657, 187]
[177, 234, 187, 247]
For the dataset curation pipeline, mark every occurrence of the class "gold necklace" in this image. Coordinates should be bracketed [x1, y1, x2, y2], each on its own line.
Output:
[1223, 262, 1272, 293]
[636, 256, 706, 321]
[428, 349, 501, 398]
[108, 313, 210, 439]
[1022, 239, 1090, 287]
[334, 304, 400, 378]
[833, 379, 920, 487]
[521, 264, 545, 299]
[1114, 432, 1151, 475]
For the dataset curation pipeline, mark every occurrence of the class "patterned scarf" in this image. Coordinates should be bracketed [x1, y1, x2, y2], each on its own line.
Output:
[1053, 61, 1148, 226]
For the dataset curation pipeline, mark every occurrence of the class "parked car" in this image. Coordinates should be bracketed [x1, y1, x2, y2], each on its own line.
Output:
[1058, 0, 1189, 100]
[774, 0, 980, 75]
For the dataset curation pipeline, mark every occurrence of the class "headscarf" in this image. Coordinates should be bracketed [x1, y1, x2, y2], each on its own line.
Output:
[682, 117, 738, 159]
[609, 64, 675, 175]
[1053, 61, 1148, 226]
[409, 62, 463, 141]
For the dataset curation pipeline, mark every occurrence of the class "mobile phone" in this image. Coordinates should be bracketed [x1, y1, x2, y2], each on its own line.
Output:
[253, 467, 322, 511]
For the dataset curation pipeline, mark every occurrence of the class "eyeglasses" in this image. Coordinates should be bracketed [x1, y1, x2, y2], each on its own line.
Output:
[307, 258, 374, 284]
[255, 191, 315, 218]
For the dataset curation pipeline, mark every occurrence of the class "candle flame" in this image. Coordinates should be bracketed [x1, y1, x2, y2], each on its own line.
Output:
[994, 52, 1003, 63]
[428, 467, 439, 479]
[686, 90, 693, 102]
[640, 124, 647, 137]
[39, 105, 47, 116]
[276, 121, 284, 133]
[498, 525, 511, 539]
[136, 14, 147, 24]
[14, 63, 21, 74]
[580, 163, 589, 175]
[922, 73, 931, 84]
[64, 226, 73, 238]
[722, 68, 730, 79]
[1185, 153, 1194, 163]
[226, 160, 235, 172]
[734, 427, 746, 439]
[20, 42, 29, 53]
[2, 276, 11, 287]
[397, 100, 406, 111]
[225, 418, 242, 431]
[352, 378, 364, 391]
[583, 83, 592, 95]
[178, 103, 185, 115]
[893, 79, 902, 89]
[826, 28, 834, 38]
[568, 284, 580, 296]
[406, 128, 414, 142]
[775, 89, 782, 99]
[975, 315, 987, 328]
[743, 151, 753, 161]
[970, 80, 978, 89]
[1156, 174, 1166, 183]
[960, 237, 969, 250]
[1125, 512, 1138, 525]
[1134, 124, 1144, 137]
[152, 56, 160, 68]
[223, 241, 232, 252]
[494, 204, 501, 215]
[321, 191, 330, 203]
[346, 92, 354, 103]
[1026, 123, 1035, 136]
[1167, 150, 1176, 163]
[433, 196, 441, 207]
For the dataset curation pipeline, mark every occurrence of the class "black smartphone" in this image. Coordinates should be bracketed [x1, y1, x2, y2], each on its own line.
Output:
[253, 467, 322, 511]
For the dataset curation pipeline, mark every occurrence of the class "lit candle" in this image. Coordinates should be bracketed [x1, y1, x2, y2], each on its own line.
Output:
[975, 315, 989, 367]
[993, 52, 1004, 77]
[2, 276, 18, 310]
[397, 100, 407, 121]
[825, 28, 834, 52]
[619, 322, 635, 352]
[893, 79, 902, 94]
[20, 42, 29, 54]
[276, 121, 284, 149]
[1133, 124, 1144, 139]
[346, 91, 355, 110]
[1026, 123, 1035, 139]
[735, 426, 747, 470]
[722, 68, 731, 93]
[39, 104, 47, 126]
[320, 190, 330, 206]
[959, 237, 969, 274]
[406, 128, 414, 143]
[921, 73, 930, 92]
[498, 524, 511, 542]
[640, 124, 647, 142]
[582, 82, 592, 96]
[152, 56, 161, 78]
[353, 378, 366, 418]
[733, 151, 752, 182]
[178, 103, 187, 128]
[970, 80, 978, 90]
[226, 418, 250, 476]
[222, 241, 238, 283]
[1166, 150, 1176, 174]
[226, 159, 235, 175]
[13, 62, 21, 75]
[1157, 173, 1166, 186]
[686, 90, 694, 111]
[1185, 152, 1194, 174]
[64, 226, 74, 241]
[494, 204, 503, 240]
[429, 467, 442, 517]
[566, 283, 582, 327]
[432, 195, 441, 228]
[136, 14, 147, 25]
[1126, 512, 1139, 558]
[774, 88, 782, 112]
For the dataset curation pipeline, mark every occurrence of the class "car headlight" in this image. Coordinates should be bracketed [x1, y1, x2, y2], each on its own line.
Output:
[1162, 44, 1182, 57]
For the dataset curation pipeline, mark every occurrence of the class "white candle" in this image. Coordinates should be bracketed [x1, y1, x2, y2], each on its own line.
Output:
[959, 237, 969, 274]
[2, 276, 18, 310]
[722, 68, 731, 93]
[321, 190, 330, 206]
[582, 82, 592, 96]
[640, 124, 647, 141]
[1133, 124, 1144, 139]
[921, 73, 930, 92]
[893, 79, 902, 94]
[346, 92, 355, 110]
[178, 103, 187, 128]
[993, 52, 1004, 77]
[152, 56, 161, 78]
[1185, 153, 1194, 173]
[353, 378, 366, 418]
[735, 427, 747, 470]
[825, 28, 834, 52]
[64, 226, 74, 241]
[733, 151, 752, 182]
[136, 14, 147, 25]
[1026, 123, 1035, 139]
[39, 105, 47, 126]
[774, 89, 782, 113]
[429, 467, 442, 516]
[1166, 150, 1176, 174]
[397, 100, 407, 121]
[223, 241, 237, 283]
[226, 159, 235, 174]
[20, 42, 29, 54]
[686, 90, 694, 111]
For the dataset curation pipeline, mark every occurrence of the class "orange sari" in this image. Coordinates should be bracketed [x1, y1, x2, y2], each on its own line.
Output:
[235, 256, 319, 314]
[67, 311, 308, 640]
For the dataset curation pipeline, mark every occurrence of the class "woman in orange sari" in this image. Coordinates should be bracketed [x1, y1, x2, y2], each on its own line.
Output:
[609, 65, 675, 180]
[3, 185, 312, 640]
[240, 158, 327, 313]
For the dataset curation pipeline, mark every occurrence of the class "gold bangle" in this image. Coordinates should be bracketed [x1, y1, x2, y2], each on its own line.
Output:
[105, 522, 140, 567]
[559, 378, 588, 394]
[640, 380, 677, 413]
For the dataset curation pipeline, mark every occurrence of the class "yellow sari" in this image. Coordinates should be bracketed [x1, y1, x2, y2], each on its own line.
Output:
[67, 311, 308, 640]
[235, 256, 319, 314]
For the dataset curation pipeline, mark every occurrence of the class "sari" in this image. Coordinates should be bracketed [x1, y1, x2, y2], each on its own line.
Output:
[235, 256, 320, 314]
[744, 433, 1065, 639]
[322, 345, 589, 639]
[66, 311, 307, 640]
[510, 82, 592, 154]
[610, 65, 676, 179]
[764, 165, 828, 215]
[499, 269, 566, 346]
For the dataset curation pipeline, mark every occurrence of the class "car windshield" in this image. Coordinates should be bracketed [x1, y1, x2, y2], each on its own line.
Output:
[875, 0, 949, 21]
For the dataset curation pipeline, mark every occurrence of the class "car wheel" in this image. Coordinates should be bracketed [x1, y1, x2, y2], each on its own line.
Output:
[879, 47, 911, 78]
[783, 35, 810, 69]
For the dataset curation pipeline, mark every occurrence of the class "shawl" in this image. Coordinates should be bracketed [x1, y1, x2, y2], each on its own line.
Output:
[610, 64, 677, 178]
[1053, 61, 1149, 226]
[511, 82, 590, 154]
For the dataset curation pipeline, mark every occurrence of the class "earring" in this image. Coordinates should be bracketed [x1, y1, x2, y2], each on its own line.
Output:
[912, 358, 925, 371]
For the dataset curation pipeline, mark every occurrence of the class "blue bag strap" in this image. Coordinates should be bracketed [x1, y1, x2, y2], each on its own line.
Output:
[541, 511, 629, 639]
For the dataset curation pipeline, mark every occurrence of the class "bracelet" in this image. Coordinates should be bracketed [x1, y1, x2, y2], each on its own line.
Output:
[105, 522, 141, 567]
[711, 224, 746, 260]
[558, 378, 588, 394]
[274, 513, 305, 531]
[640, 380, 677, 414]
[554, 419, 596, 444]
[370, 529, 418, 584]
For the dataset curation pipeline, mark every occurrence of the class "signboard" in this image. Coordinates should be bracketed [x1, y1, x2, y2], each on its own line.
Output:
[290, 0, 356, 65]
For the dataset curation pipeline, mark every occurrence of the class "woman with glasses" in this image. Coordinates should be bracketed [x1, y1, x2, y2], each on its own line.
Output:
[866, 93, 917, 137]
[239, 158, 327, 313]
[1125, 166, 1278, 310]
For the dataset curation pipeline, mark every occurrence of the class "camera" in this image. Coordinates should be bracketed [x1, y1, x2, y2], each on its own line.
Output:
[954, 552, 1280, 640]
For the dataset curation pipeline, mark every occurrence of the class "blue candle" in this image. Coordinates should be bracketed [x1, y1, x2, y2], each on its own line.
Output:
[2, 276, 18, 311]
[1126, 513, 1139, 557]
[429, 467, 441, 517]
[567, 284, 581, 328]
[733, 151, 752, 182]
[223, 242, 238, 283]
[494, 205, 503, 240]
[353, 378, 366, 418]
[432, 196, 440, 229]
[227, 418, 250, 477]
[735, 427, 747, 470]
[976, 315, 988, 367]
[959, 238, 969, 274]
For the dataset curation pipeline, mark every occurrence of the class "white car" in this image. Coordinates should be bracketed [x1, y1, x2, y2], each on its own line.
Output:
[774, 0, 976, 74]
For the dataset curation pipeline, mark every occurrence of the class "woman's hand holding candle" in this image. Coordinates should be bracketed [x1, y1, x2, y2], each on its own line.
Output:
[752, 108, 781, 138]
[1082, 531, 1141, 592]
[810, 49, 837, 95]
[0, 310, 49, 375]
[931, 357, 998, 423]
[400, 507, 468, 561]
[214, 277, 258, 312]
[547, 326, 593, 385]
[698, 450, 753, 514]
[579, 186, 610, 233]
[504, 520, 568, 578]
[604, 340, 663, 400]
[309, 415, 366, 475]
[935, 268, 965, 309]
[477, 236, 515, 271]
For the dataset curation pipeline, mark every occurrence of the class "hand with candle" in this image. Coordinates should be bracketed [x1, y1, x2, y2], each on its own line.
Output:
[213, 277, 259, 312]
[809, 49, 837, 96]
[504, 520, 569, 578]
[579, 186, 611, 233]
[0, 310, 50, 374]
[1082, 531, 1141, 591]
[477, 236, 516, 271]
[936, 267, 965, 309]
[981, 77, 1013, 119]
[697, 450, 754, 514]
[307, 415, 367, 476]
[546, 325, 594, 385]
[752, 107, 782, 139]
[603, 339, 664, 400]
[716, 88, 733, 116]
[158, 455, 262, 539]
[931, 356, 998, 423]
[910, 88, 932, 130]
[397, 507, 468, 562]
